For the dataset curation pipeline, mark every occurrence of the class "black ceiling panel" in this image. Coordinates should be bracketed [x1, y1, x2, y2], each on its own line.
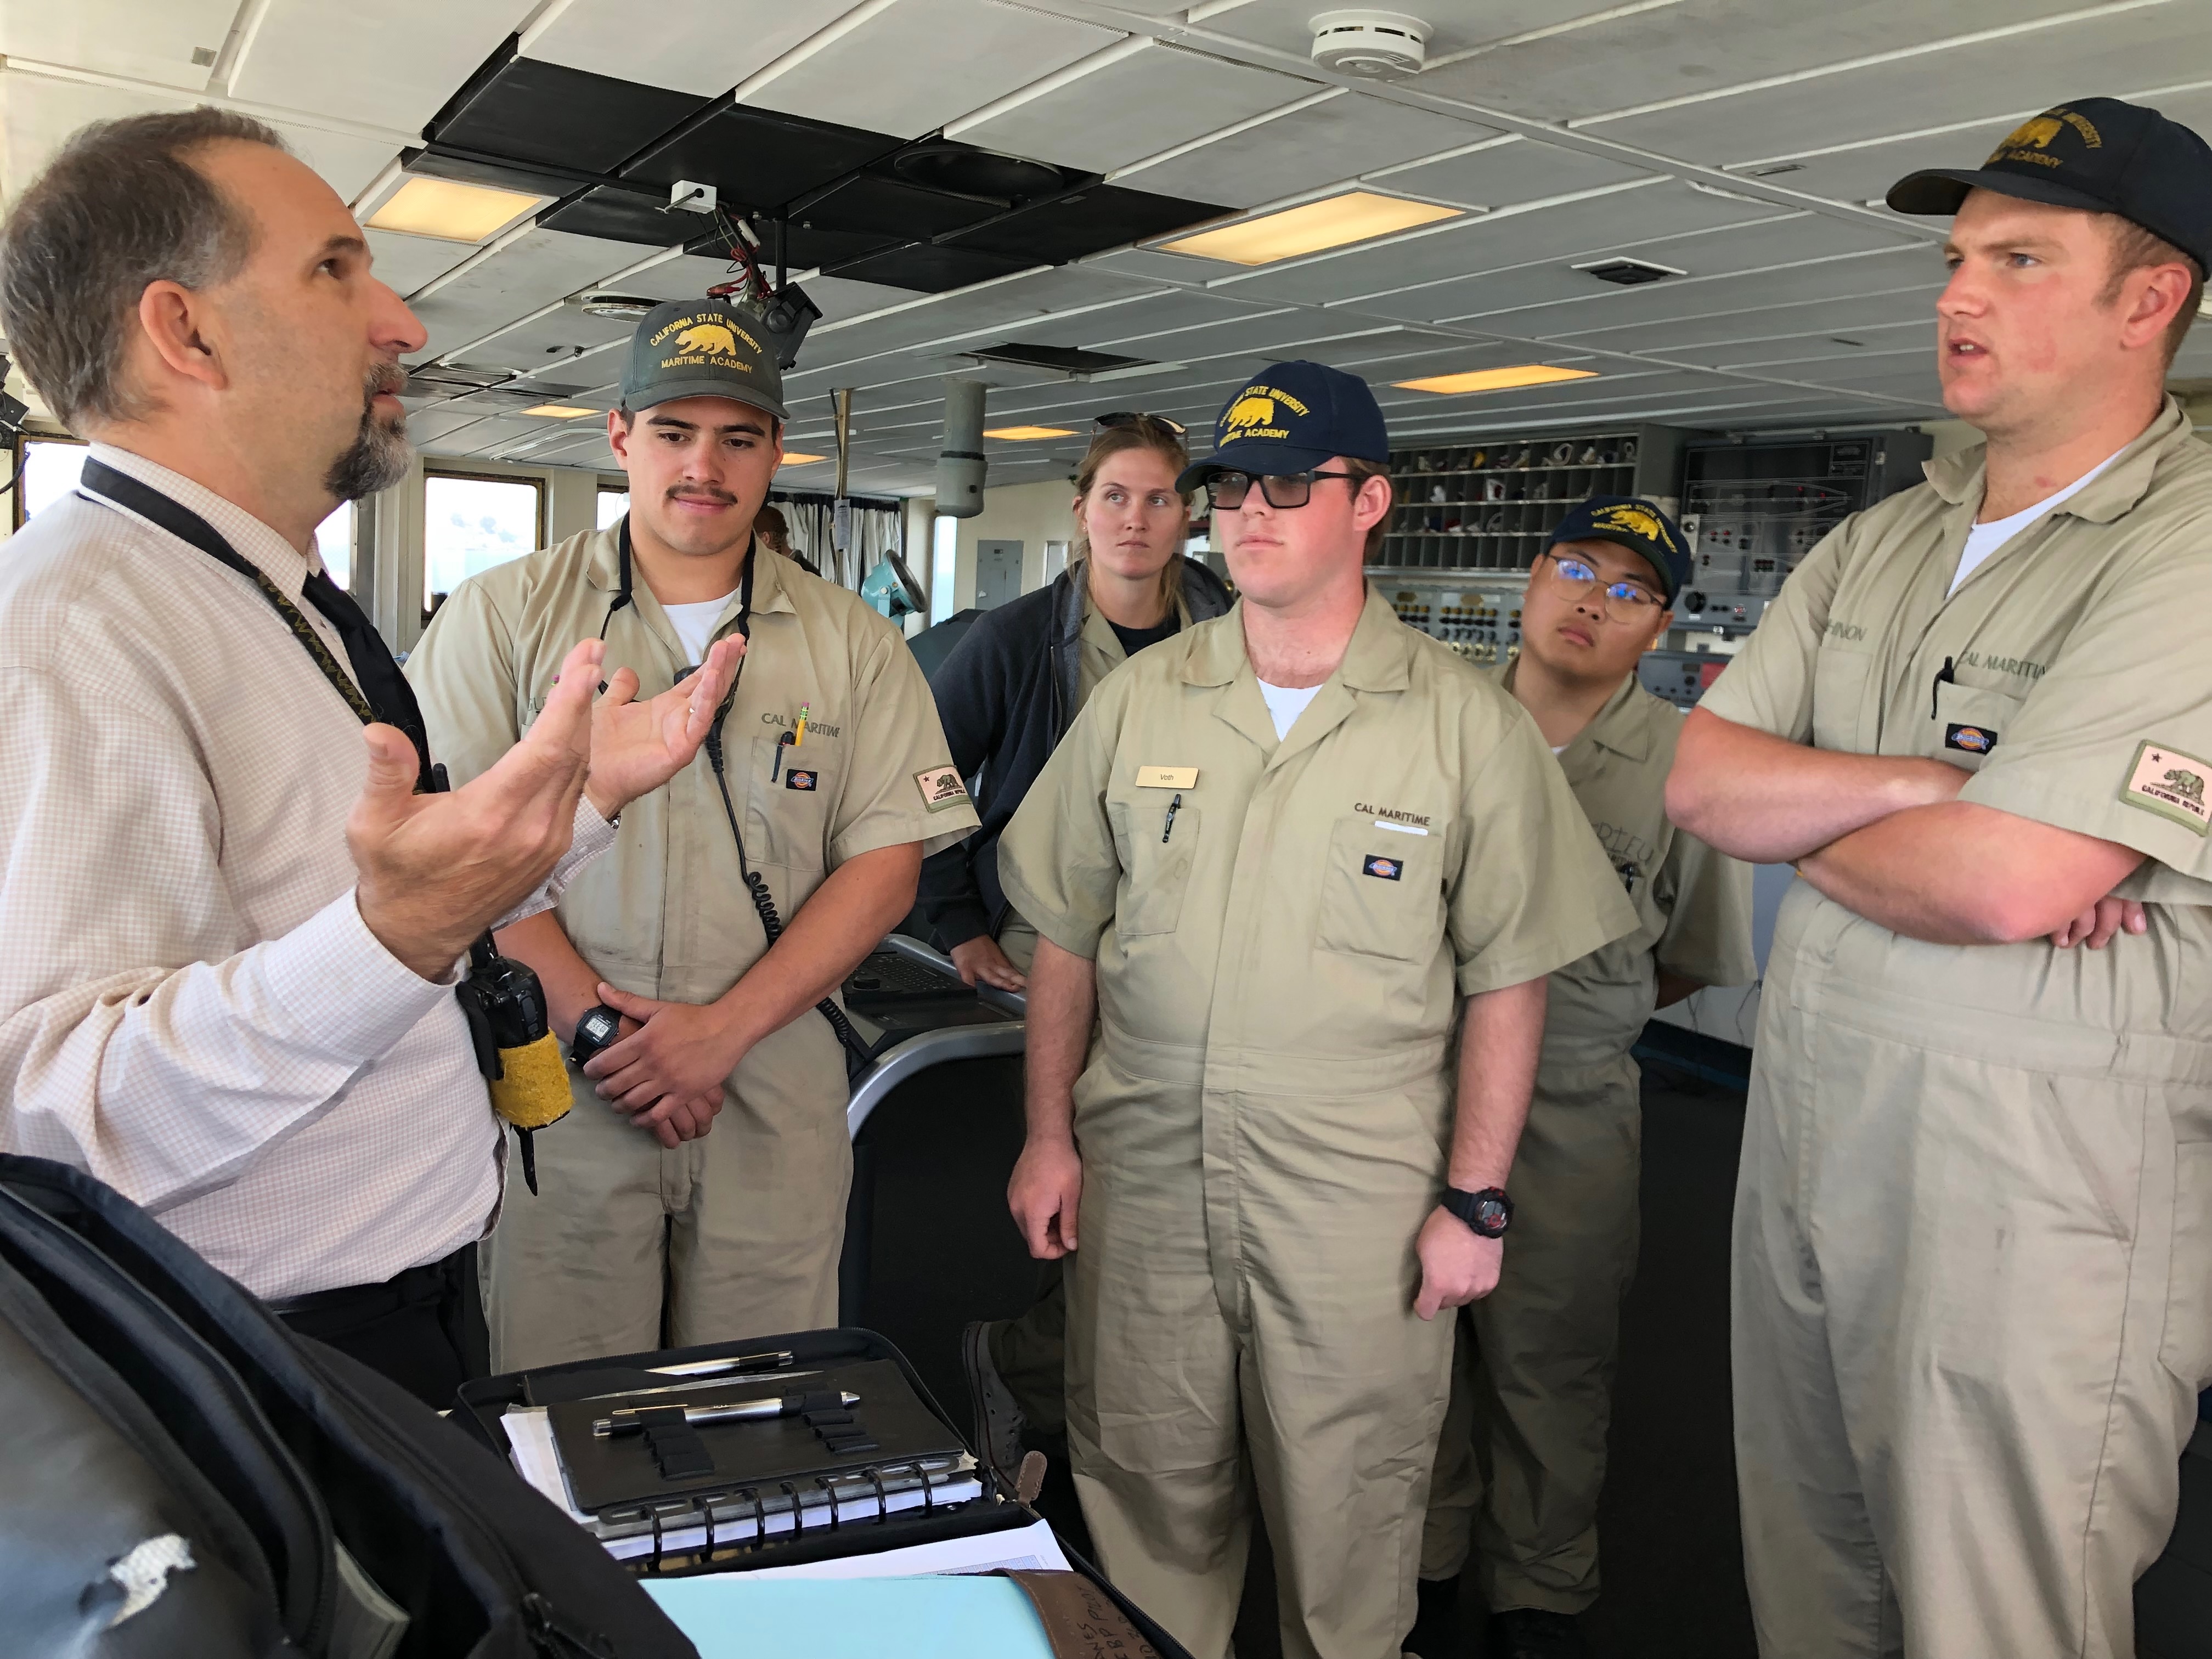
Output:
[620, 101, 904, 213]
[539, 184, 697, 246]
[405, 146, 581, 200]
[828, 242, 1039, 294]
[685, 222, 907, 273]
[799, 171, 1005, 241]
[946, 184, 1231, 265]
[429, 41, 710, 176]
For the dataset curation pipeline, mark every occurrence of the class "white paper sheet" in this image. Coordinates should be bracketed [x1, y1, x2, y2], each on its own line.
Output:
[732, 1518, 1070, 1580]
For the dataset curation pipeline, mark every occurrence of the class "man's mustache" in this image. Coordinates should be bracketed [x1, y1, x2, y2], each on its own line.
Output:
[667, 486, 740, 506]
[363, 363, 406, 415]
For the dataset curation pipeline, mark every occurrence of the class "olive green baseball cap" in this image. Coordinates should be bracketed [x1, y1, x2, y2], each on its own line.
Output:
[619, 299, 789, 420]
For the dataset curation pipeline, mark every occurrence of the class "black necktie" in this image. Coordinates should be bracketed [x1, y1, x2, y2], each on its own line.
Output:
[299, 567, 434, 786]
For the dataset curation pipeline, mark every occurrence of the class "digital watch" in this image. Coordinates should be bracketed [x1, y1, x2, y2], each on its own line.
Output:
[570, 1004, 624, 1069]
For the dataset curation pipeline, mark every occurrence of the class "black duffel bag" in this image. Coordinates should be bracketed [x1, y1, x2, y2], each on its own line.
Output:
[0, 1153, 696, 1659]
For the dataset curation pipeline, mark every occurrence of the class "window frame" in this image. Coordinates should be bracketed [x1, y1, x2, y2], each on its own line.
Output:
[420, 466, 547, 610]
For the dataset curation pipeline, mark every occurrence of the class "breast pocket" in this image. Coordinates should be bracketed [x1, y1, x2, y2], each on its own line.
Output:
[744, 735, 833, 870]
[1106, 797, 1200, 938]
[1317, 815, 1445, 963]
[1933, 679, 2023, 775]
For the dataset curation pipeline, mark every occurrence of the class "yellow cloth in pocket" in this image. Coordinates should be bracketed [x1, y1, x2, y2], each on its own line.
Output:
[489, 1032, 572, 1130]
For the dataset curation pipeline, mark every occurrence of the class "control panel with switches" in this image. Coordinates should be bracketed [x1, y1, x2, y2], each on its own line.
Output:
[1385, 577, 1526, 665]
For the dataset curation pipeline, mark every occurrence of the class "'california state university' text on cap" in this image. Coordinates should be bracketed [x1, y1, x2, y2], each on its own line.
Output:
[620, 299, 789, 420]
[1176, 359, 1390, 493]
[1548, 495, 1690, 605]
[1887, 97, 2212, 277]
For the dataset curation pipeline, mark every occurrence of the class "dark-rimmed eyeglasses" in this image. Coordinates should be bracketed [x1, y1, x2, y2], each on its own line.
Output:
[1093, 410, 1187, 437]
[1205, 470, 1357, 511]
[1537, 550, 1665, 618]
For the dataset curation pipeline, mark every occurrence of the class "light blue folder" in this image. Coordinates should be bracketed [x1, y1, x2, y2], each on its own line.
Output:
[640, 1575, 1056, 1658]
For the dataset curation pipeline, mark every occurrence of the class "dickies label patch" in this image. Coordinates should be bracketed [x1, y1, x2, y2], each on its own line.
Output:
[2121, 741, 2212, 835]
[1362, 854, 1403, 881]
[785, 769, 819, 791]
[915, 765, 970, 813]
[1944, 723, 1997, 754]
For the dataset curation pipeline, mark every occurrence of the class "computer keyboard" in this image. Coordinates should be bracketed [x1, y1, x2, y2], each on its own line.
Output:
[842, 949, 974, 1007]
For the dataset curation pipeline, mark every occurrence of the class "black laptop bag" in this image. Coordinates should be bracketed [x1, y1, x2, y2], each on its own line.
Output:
[0, 1153, 696, 1659]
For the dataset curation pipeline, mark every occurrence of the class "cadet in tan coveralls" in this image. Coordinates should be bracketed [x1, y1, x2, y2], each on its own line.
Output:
[1417, 499, 1754, 1659]
[998, 360, 1635, 1659]
[1668, 99, 2212, 1656]
[410, 300, 977, 1370]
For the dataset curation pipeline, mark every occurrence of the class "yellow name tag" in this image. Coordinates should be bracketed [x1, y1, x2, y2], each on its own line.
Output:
[1135, 766, 1198, 789]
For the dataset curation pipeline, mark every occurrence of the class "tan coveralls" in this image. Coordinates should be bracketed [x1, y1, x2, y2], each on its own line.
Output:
[408, 528, 976, 1372]
[998, 590, 1635, 1659]
[1699, 398, 2212, 1657]
[1422, 666, 1756, 1610]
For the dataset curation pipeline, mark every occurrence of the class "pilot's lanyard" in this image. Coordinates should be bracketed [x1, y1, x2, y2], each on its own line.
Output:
[601, 517, 874, 1080]
[77, 460, 572, 1188]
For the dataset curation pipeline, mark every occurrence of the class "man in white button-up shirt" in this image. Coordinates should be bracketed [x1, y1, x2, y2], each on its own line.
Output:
[0, 109, 739, 1403]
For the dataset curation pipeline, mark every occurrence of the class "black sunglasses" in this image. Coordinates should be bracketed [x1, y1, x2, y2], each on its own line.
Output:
[1205, 469, 1359, 511]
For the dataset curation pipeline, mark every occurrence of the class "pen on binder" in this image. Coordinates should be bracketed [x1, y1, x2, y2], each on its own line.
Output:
[1163, 792, 1182, 843]
[593, 1389, 861, 1437]
[646, 1350, 795, 1378]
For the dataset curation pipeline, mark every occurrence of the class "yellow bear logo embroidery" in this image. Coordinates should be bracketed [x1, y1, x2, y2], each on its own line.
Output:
[1591, 502, 1677, 553]
[2001, 115, 2065, 151]
[673, 323, 739, 356]
[1224, 393, 1275, 433]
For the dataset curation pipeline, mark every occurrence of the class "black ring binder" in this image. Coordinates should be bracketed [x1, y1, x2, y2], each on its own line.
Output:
[745, 1487, 768, 1553]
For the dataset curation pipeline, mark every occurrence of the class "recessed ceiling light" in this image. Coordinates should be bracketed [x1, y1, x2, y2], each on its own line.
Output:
[983, 426, 1077, 441]
[780, 452, 828, 466]
[1393, 365, 1599, 394]
[580, 292, 661, 319]
[522, 403, 598, 417]
[1159, 191, 1462, 266]
[366, 177, 544, 244]
[1575, 256, 1684, 287]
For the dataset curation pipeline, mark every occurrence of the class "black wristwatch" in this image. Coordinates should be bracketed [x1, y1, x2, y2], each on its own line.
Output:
[569, 1004, 623, 1069]
[1441, 1186, 1514, 1238]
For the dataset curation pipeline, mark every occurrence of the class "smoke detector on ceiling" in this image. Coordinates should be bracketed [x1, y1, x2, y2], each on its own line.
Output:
[1310, 10, 1429, 77]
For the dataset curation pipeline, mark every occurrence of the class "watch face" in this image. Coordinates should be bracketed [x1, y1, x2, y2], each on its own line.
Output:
[1472, 1196, 1510, 1232]
[579, 1010, 619, 1045]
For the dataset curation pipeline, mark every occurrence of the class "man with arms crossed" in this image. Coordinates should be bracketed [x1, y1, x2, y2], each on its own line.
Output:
[1668, 97, 2212, 1656]
[0, 111, 735, 1403]
[998, 360, 1634, 1659]
[410, 301, 976, 1370]
[1417, 498, 1754, 1659]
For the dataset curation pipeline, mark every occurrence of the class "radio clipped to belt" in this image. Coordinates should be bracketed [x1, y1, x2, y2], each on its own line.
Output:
[454, 935, 569, 1195]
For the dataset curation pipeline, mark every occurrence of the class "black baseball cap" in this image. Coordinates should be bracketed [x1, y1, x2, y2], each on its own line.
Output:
[1887, 97, 2212, 276]
[1176, 359, 1390, 493]
[1548, 495, 1690, 604]
[620, 300, 789, 420]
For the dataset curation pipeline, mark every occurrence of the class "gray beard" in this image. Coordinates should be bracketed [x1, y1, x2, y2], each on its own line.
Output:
[324, 405, 413, 501]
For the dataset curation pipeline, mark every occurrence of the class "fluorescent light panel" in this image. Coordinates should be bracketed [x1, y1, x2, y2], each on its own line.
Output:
[523, 403, 598, 417]
[366, 177, 544, 244]
[1394, 365, 1599, 395]
[983, 426, 1076, 441]
[780, 452, 828, 466]
[1159, 191, 1462, 266]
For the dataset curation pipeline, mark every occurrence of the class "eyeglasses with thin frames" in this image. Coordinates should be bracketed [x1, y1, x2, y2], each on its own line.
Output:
[1205, 470, 1359, 511]
[1536, 549, 1666, 619]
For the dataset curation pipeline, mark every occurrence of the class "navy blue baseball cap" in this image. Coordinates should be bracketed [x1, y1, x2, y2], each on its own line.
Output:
[1177, 359, 1390, 493]
[1549, 495, 1690, 604]
[1887, 97, 2212, 276]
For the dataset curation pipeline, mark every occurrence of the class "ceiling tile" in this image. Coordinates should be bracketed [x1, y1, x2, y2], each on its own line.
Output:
[427, 45, 708, 174]
[1111, 91, 1492, 210]
[742, 0, 1122, 142]
[1588, 6, 2211, 165]
[1569, 291, 1946, 358]
[407, 227, 652, 362]
[1402, 0, 2106, 126]
[1675, 318, 1938, 370]
[793, 267, 1167, 375]
[1082, 246, 1245, 285]
[947, 39, 1316, 173]
[1471, 247, 1944, 338]
[1368, 134, 1664, 211]
[439, 303, 637, 375]
[1354, 211, 1915, 326]
[1203, 179, 1778, 307]
[0, 69, 402, 204]
[620, 101, 905, 215]
[369, 229, 481, 299]
[946, 183, 1229, 265]
[230, 0, 533, 133]
[1, 1, 236, 91]
[517, 0, 855, 99]
[830, 243, 1039, 294]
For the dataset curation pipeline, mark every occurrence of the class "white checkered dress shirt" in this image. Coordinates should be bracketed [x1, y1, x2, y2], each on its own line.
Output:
[0, 445, 613, 1298]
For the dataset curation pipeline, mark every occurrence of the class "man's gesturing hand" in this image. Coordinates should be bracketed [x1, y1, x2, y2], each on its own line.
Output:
[1008, 1136, 1082, 1259]
[1414, 1206, 1502, 1321]
[351, 637, 601, 980]
[586, 635, 744, 820]
[582, 983, 747, 1115]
